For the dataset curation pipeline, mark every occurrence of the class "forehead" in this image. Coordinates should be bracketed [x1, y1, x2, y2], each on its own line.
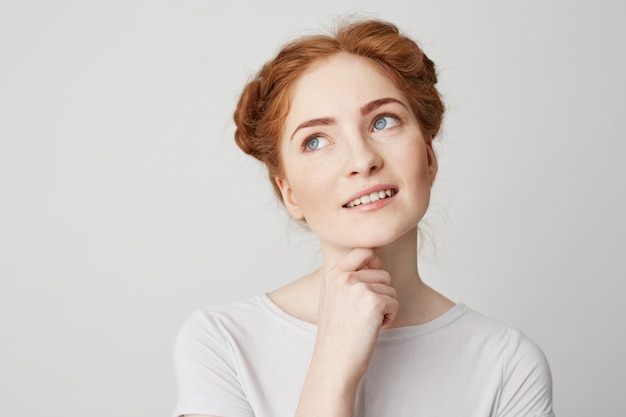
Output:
[284, 53, 407, 126]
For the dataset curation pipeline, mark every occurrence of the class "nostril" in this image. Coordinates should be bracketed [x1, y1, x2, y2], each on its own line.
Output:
[344, 141, 384, 176]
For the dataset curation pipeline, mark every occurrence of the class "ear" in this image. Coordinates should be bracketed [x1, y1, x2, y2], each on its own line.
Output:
[275, 177, 305, 220]
[425, 140, 438, 185]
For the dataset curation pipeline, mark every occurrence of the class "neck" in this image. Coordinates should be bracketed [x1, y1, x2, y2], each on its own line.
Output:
[312, 226, 449, 327]
[269, 226, 455, 327]
[320, 225, 420, 280]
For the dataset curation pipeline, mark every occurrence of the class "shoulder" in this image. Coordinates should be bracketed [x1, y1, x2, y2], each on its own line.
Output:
[461, 309, 550, 364]
[456, 308, 553, 383]
[174, 296, 269, 347]
[460, 308, 555, 417]
[171, 297, 269, 417]
[174, 294, 316, 356]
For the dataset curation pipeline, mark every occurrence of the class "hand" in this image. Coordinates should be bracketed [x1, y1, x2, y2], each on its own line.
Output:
[313, 248, 399, 385]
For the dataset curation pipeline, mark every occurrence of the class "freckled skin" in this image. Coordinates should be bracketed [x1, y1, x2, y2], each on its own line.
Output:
[268, 52, 452, 417]
[276, 52, 437, 256]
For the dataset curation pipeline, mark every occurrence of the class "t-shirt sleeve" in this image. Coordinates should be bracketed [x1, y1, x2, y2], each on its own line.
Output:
[172, 310, 254, 417]
[496, 328, 555, 417]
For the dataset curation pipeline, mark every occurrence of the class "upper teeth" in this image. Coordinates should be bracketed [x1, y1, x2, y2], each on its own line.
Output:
[345, 189, 395, 208]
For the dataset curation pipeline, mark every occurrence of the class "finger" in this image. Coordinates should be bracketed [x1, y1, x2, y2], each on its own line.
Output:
[363, 282, 397, 298]
[381, 296, 399, 327]
[360, 249, 382, 270]
[349, 269, 392, 286]
[332, 248, 379, 273]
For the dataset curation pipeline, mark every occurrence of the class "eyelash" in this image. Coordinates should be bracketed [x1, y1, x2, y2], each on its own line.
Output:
[372, 113, 402, 131]
[299, 112, 403, 152]
[301, 135, 328, 152]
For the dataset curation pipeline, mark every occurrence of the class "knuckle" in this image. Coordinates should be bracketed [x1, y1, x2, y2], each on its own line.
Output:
[367, 293, 387, 310]
[343, 271, 359, 284]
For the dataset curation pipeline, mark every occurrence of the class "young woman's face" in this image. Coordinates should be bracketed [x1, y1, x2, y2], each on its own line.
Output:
[276, 53, 437, 252]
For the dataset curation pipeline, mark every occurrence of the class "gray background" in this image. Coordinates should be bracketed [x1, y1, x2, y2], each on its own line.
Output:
[1, 0, 624, 415]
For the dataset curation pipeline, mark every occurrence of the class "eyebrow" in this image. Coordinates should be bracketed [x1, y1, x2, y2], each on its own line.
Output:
[360, 97, 409, 116]
[289, 97, 409, 141]
[290, 117, 335, 141]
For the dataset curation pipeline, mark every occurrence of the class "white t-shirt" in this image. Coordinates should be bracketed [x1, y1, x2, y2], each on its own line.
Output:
[172, 294, 554, 417]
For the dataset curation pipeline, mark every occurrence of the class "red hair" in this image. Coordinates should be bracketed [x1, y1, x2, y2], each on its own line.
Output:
[234, 19, 445, 199]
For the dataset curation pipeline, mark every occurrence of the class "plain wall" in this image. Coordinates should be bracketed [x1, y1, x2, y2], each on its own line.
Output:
[1, 0, 624, 415]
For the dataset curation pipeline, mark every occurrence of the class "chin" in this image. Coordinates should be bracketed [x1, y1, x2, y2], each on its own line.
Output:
[315, 218, 421, 252]
[355, 236, 397, 249]
[338, 227, 417, 250]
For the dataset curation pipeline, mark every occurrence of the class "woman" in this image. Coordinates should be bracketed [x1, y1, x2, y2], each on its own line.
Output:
[172, 19, 554, 417]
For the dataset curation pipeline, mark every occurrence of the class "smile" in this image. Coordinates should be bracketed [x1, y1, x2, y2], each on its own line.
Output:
[344, 189, 397, 208]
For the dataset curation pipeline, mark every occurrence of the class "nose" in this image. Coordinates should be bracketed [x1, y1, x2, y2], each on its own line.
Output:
[344, 134, 383, 177]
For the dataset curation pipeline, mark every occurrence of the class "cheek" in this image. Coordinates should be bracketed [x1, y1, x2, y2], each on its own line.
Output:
[395, 142, 427, 172]
[290, 170, 324, 207]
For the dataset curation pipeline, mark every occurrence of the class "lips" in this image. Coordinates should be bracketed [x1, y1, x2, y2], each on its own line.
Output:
[343, 188, 397, 208]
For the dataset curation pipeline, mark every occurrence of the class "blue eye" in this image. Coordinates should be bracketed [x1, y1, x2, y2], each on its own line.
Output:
[373, 115, 399, 131]
[304, 136, 329, 151]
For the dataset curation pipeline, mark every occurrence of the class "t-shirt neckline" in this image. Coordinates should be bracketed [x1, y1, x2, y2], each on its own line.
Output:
[258, 293, 469, 341]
